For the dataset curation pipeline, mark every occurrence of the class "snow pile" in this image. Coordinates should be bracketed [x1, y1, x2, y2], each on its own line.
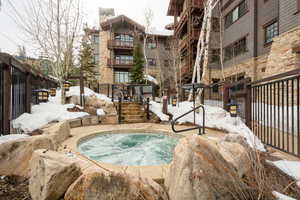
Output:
[0, 134, 29, 145]
[272, 191, 296, 200]
[66, 86, 111, 102]
[270, 160, 300, 187]
[150, 101, 265, 151]
[97, 109, 105, 116]
[144, 75, 158, 85]
[13, 103, 89, 133]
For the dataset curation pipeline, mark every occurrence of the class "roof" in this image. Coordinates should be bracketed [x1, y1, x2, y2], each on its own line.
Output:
[100, 15, 145, 32]
[167, 0, 184, 16]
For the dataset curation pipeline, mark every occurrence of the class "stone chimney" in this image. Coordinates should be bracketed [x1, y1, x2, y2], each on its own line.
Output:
[99, 8, 115, 30]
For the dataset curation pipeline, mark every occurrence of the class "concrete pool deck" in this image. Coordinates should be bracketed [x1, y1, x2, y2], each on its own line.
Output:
[62, 123, 226, 183]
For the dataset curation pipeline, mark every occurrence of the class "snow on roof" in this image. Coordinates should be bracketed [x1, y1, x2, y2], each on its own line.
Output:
[147, 28, 174, 36]
[0, 134, 29, 145]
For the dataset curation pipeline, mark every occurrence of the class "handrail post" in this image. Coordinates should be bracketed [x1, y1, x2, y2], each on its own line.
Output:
[118, 97, 122, 124]
[146, 97, 150, 120]
[112, 84, 114, 102]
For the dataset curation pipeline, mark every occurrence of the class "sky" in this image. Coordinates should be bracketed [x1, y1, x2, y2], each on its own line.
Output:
[0, 0, 173, 57]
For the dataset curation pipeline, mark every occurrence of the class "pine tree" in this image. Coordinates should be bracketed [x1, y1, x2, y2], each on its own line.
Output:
[130, 43, 145, 84]
[77, 38, 96, 77]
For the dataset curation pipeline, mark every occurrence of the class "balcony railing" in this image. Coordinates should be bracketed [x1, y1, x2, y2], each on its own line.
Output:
[107, 40, 134, 50]
[107, 58, 134, 68]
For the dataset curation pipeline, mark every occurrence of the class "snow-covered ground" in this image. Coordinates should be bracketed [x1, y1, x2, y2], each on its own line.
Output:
[150, 101, 265, 151]
[12, 87, 111, 133]
[273, 191, 296, 200]
[269, 160, 300, 187]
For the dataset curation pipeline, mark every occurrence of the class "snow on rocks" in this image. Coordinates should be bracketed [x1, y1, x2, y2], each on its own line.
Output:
[272, 191, 296, 200]
[96, 109, 105, 116]
[13, 103, 88, 133]
[0, 134, 29, 145]
[144, 74, 159, 85]
[66, 86, 111, 102]
[150, 101, 265, 151]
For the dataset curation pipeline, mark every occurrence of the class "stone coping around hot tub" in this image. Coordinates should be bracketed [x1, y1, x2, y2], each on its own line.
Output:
[62, 123, 225, 182]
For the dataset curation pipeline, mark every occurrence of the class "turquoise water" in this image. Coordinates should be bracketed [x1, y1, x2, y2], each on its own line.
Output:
[78, 133, 178, 166]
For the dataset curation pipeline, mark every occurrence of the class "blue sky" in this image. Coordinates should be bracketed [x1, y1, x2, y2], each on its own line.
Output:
[0, 0, 173, 57]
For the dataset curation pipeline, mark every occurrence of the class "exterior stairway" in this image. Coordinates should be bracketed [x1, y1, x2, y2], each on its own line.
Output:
[116, 102, 147, 123]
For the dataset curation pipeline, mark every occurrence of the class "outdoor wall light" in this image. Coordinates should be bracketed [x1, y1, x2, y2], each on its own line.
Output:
[35, 89, 49, 104]
[227, 101, 238, 118]
[172, 97, 177, 107]
[50, 88, 56, 97]
[64, 82, 71, 92]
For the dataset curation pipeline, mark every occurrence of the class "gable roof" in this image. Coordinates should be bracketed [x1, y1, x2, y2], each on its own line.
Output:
[100, 15, 145, 32]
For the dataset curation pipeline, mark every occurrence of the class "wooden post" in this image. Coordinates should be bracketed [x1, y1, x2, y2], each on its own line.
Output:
[80, 67, 84, 107]
[25, 73, 31, 113]
[245, 81, 252, 128]
[146, 98, 150, 120]
[223, 83, 230, 111]
[3, 64, 11, 134]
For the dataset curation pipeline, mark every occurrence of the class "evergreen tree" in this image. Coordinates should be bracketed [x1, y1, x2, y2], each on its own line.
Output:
[130, 43, 145, 84]
[76, 38, 96, 77]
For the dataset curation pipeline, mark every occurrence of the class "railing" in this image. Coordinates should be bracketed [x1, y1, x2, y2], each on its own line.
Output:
[107, 40, 134, 50]
[107, 58, 134, 68]
[171, 105, 205, 135]
[251, 72, 300, 156]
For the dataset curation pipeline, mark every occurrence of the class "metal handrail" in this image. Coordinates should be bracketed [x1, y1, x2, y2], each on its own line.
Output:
[171, 105, 205, 135]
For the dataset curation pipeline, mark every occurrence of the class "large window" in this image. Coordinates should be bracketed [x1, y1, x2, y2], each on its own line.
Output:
[224, 37, 247, 61]
[114, 71, 131, 83]
[265, 21, 278, 44]
[115, 55, 133, 65]
[147, 58, 156, 66]
[91, 34, 99, 44]
[115, 34, 133, 42]
[224, 0, 247, 28]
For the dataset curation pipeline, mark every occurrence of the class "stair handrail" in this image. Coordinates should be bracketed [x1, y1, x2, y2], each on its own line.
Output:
[171, 105, 205, 135]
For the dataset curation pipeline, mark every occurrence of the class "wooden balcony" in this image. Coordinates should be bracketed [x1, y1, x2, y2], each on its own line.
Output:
[191, 0, 204, 9]
[107, 58, 134, 68]
[107, 40, 134, 50]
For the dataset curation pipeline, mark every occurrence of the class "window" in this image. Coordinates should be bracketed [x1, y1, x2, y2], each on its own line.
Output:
[91, 34, 99, 44]
[147, 42, 157, 49]
[212, 79, 220, 93]
[210, 49, 220, 63]
[212, 18, 220, 32]
[114, 71, 131, 83]
[94, 54, 99, 64]
[224, 0, 247, 28]
[164, 60, 170, 67]
[115, 55, 133, 65]
[224, 37, 247, 61]
[115, 34, 133, 42]
[265, 21, 278, 44]
[147, 58, 156, 66]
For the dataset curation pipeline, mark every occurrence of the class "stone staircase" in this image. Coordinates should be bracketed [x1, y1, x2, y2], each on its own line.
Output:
[116, 102, 147, 123]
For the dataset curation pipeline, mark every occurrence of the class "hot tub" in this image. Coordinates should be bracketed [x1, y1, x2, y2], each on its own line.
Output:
[78, 133, 178, 166]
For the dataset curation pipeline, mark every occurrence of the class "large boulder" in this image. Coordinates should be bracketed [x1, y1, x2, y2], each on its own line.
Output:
[42, 121, 71, 148]
[165, 135, 250, 200]
[0, 135, 55, 177]
[0, 121, 71, 177]
[64, 171, 169, 200]
[29, 149, 82, 200]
